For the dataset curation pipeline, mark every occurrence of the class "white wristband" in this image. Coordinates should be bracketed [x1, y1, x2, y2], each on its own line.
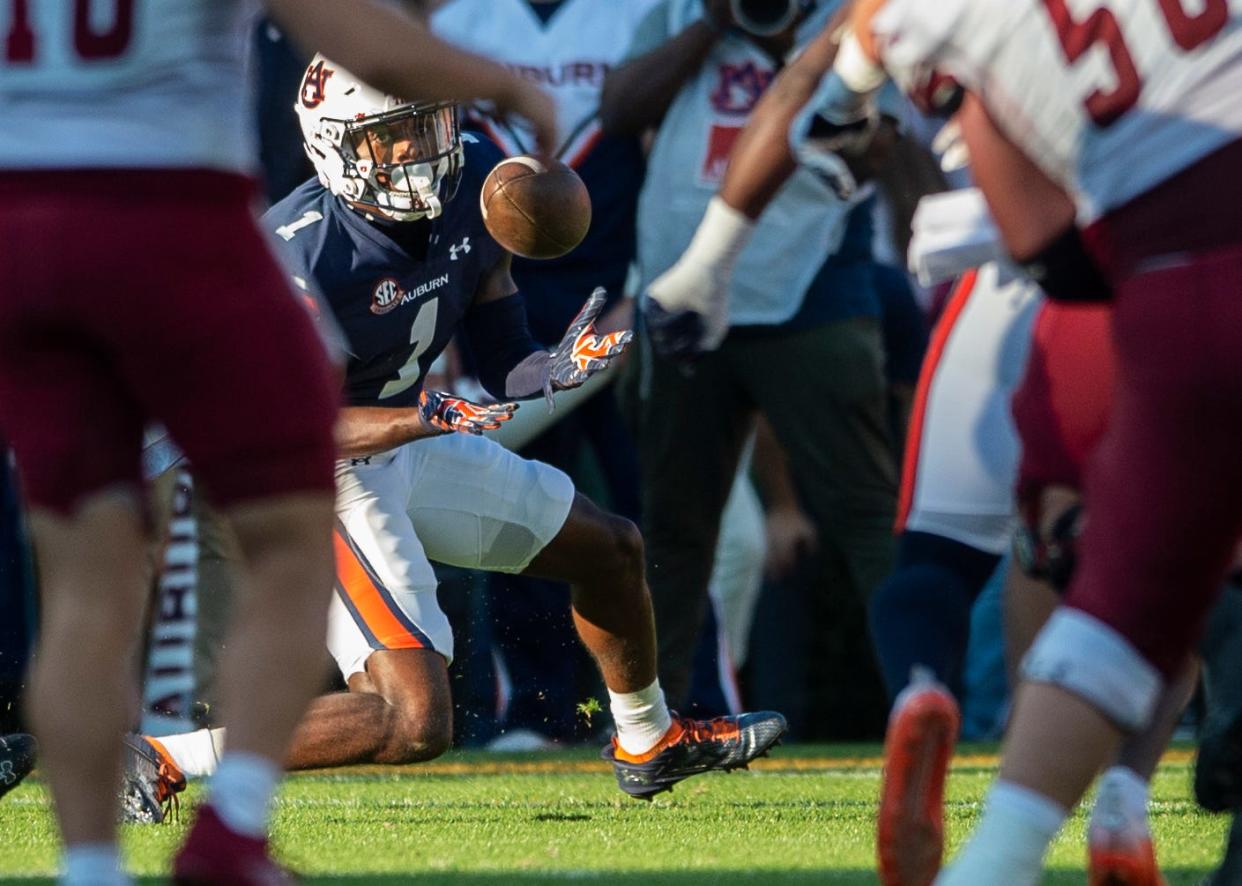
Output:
[833, 29, 886, 94]
[683, 196, 756, 273]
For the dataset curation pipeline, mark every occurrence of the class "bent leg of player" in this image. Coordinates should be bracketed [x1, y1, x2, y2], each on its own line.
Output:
[402, 432, 786, 799]
[939, 248, 1242, 886]
[527, 494, 785, 798]
[311, 447, 458, 768]
[129, 453, 456, 782]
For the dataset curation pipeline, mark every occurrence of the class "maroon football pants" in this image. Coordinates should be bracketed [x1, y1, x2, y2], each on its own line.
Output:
[1065, 240, 1242, 678]
[0, 169, 338, 512]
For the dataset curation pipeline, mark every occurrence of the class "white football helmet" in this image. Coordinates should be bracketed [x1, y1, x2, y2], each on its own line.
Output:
[294, 54, 463, 221]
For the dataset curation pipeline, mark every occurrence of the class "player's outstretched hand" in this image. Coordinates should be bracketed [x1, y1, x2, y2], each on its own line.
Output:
[418, 389, 519, 436]
[543, 288, 632, 408]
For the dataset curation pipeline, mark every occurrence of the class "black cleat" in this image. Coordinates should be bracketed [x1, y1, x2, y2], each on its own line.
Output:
[602, 711, 787, 801]
[0, 733, 36, 800]
[121, 734, 186, 823]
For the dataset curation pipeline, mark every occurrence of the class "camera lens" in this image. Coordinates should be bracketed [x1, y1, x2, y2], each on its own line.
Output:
[730, 0, 800, 36]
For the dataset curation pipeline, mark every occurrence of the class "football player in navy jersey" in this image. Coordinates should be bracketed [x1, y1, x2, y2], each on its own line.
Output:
[126, 55, 786, 804]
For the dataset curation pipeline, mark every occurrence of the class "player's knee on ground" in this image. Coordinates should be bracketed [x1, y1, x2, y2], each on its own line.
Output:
[361, 650, 455, 764]
[377, 701, 453, 764]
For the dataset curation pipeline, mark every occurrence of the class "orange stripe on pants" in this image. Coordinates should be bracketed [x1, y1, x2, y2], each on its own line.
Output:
[333, 529, 424, 650]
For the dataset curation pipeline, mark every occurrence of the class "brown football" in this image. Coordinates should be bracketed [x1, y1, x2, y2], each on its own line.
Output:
[480, 156, 592, 260]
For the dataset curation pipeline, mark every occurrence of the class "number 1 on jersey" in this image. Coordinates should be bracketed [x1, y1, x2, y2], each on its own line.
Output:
[380, 298, 440, 400]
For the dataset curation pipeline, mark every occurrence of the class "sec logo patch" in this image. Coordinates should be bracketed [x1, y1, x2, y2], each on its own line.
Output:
[371, 278, 402, 315]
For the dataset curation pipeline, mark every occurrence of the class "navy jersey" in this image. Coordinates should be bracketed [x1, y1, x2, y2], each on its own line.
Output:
[264, 137, 506, 408]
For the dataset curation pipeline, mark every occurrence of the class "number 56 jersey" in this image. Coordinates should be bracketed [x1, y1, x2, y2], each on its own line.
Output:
[871, 0, 1242, 223]
[264, 136, 506, 408]
[0, 0, 261, 173]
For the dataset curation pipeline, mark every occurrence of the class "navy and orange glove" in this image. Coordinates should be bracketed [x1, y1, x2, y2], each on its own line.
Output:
[418, 389, 518, 436]
[542, 288, 632, 407]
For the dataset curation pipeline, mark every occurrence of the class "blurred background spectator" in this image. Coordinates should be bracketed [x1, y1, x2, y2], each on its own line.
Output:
[601, 0, 903, 738]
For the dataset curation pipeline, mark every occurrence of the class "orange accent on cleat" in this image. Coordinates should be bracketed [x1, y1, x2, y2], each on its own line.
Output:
[876, 680, 960, 886]
[603, 710, 786, 799]
[1088, 835, 1166, 886]
[121, 734, 187, 823]
[144, 738, 186, 786]
[612, 716, 746, 764]
[612, 720, 687, 764]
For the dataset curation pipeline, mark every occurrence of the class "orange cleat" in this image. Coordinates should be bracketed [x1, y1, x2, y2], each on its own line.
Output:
[1088, 837, 1165, 886]
[877, 672, 961, 886]
[1087, 800, 1165, 886]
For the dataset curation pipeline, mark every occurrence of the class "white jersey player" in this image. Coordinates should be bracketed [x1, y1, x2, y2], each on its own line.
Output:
[866, 0, 1242, 224]
[0, 2, 559, 884]
[806, 2, 1242, 884]
[0, 1, 261, 172]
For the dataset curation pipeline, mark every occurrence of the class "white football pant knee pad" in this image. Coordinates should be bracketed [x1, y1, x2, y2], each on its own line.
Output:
[1021, 608, 1163, 731]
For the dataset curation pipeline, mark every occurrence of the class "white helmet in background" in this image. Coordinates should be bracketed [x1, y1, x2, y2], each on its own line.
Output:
[294, 54, 464, 221]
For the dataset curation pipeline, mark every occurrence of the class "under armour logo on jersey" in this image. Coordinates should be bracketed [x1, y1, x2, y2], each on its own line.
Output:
[301, 60, 335, 109]
[0, 760, 15, 786]
[350, 456, 372, 467]
[449, 237, 472, 261]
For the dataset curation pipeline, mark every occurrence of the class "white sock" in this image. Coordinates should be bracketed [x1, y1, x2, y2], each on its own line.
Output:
[150, 728, 226, 779]
[608, 679, 674, 756]
[1090, 765, 1151, 834]
[207, 752, 280, 839]
[935, 780, 1067, 886]
[62, 843, 129, 886]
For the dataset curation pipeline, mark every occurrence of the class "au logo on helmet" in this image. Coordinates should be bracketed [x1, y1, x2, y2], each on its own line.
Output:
[301, 60, 335, 109]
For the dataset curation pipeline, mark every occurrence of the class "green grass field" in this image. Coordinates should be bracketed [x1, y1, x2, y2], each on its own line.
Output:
[0, 744, 1229, 884]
